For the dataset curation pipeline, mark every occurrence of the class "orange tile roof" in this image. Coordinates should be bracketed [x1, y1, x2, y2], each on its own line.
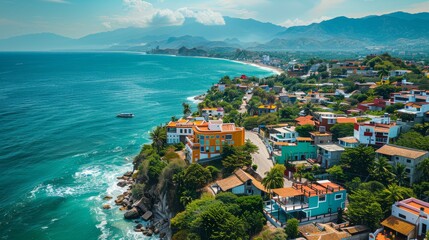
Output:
[310, 132, 332, 137]
[221, 124, 236, 131]
[216, 175, 243, 191]
[273, 187, 304, 198]
[297, 137, 312, 142]
[376, 144, 428, 159]
[336, 117, 357, 124]
[295, 115, 315, 126]
[381, 216, 415, 236]
[338, 137, 358, 144]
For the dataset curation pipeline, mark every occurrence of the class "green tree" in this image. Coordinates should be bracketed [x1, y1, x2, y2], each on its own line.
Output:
[347, 189, 383, 231]
[396, 131, 429, 151]
[303, 102, 316, 115]
[149, 125, 167, 153]
[284, 218, 299, 239]
[392, 163, 408, 186]
[340, 145, 376, 180]
[222, 147, 252, 173]
[330, 123, 354, 141]
[262, 164, 285, 193]
[182, 102, 192, 117]
[258, 228, 287, 240]
[369, 157, 394, 185]
[295, 124, 316, 137]
[374, 84, 399, 99]
[418, 158, 429, 181]
[326, 165, 345, 182]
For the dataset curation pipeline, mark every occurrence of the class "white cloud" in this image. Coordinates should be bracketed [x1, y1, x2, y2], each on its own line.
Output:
[103, 0, 225, 29]
[43, 0, 70, 4]
[178, 8, 225, 25]
[280, 16, 332, 28]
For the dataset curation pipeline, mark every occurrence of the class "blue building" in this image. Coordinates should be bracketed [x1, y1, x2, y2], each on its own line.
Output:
[264, 180, 346, 226]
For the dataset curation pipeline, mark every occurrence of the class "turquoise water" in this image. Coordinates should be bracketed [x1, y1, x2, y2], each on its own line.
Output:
[0, 52, 274, 240]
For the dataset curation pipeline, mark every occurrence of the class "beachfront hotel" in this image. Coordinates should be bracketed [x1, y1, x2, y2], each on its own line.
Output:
[184, 120, 245, 163]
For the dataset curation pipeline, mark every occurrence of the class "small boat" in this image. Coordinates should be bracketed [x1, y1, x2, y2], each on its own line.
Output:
[117, 113, 134, 118]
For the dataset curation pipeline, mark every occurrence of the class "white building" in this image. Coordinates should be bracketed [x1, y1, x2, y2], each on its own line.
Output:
[317, 144, 345, 168]
[166, 118, 206, 144]
[370, 198, 429, 240]
[269, 126, 298, 143]
[353, 116, 401, 146]
[376, 144, 429, 184]
[389, 69, 410, 77]
[201, 107, 224, 120]
[397, 102, 429, 118]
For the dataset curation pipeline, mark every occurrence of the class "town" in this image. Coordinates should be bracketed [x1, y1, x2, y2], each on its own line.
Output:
[118, 53, 429, 240]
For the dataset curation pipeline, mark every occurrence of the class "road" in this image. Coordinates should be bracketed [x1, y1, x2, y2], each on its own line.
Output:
[239, 92, 253, 114]
[245, 130, 273, 177]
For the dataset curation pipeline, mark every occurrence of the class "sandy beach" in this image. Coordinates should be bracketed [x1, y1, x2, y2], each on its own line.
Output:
[230, 60, 284, 76]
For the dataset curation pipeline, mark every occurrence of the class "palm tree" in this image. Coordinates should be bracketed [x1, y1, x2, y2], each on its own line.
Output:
[171, 116, 178, 122]
[247, 101, 258, 116]
[262, 168, 284, 193]
[150, 125, 167, 153]
[182, 102, 192, 117]
[382, 184, 405, 204]
[303, 102, 315, 116]
[393, 163, 408, 186]
[369, 157, 394, 185]
[417, 158, 429, 182]
[235, 113, 247, 127]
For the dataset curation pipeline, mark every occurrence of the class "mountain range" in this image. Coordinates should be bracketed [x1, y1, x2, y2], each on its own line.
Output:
[1, 11, 428, 52]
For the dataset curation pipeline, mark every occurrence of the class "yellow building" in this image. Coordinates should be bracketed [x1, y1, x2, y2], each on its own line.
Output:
[258, 105, 277, 115]
[185, 120, 245, 163]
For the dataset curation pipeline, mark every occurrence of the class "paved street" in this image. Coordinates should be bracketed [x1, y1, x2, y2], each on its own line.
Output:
[245, 130, 273, 177]
[239, 93, 253, 114]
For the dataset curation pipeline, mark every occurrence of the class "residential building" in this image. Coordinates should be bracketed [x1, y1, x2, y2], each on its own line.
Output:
[211, 168, 267, 196]
[295, 115, 315, 126]
[397, 102, 429, 119]
[275, 141, 317, 164]
[355, 82, 376, 90]
[310, 131, 333, 145]
[370, 198, 429, 240]
[264, 180, 347, 226]
[279, 93, 289, 103]
[338, 137, 359, 148]
[353, 117, 401, 146]
[392, 90, 429, 103]
[185, 120, 245, 163]
[258, 105, 277, 115]
[390, 69, 410, 77]
[201, 107, 224, 120]
[317, 144, 345, 168]
[376, 144, 429, 184]
[357, 98, 387, 112]
[166, 118, 206, 144]
[313, 111, 356, 132]
[269, 126, 298, 143]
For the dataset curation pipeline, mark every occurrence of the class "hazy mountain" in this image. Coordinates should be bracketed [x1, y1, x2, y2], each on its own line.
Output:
[273, 12, 429, 50]
[1, 12, 429, 51]
[0, 33, 77, 51]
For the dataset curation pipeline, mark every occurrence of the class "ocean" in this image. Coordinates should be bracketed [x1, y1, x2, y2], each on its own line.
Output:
[0, 52, 274, 240]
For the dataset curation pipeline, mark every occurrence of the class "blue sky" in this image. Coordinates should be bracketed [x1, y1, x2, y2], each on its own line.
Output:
[1, 0, 428, 39]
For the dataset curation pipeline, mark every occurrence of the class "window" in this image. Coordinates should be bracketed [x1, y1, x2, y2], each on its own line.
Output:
[216, 146, 220, 151]
[180, 129, 183, 134]
[319, 195, 326, 202]
[335, 194, 342, 200]
[210, 136, 214, 139]
[398, 213, 407, 220]
[206, 146, 210, 152]
[200, 147, 205, 152]
[206, 136, 209, 139]
[205, 140, 210, 145]
[216, 135, 220, 138]
[226, 134, 232, 140]
[199, 135, 204, 140]
[365, 128, 371, 132]
[405, 168, 411, 173]
[406, 159, 411, 163]
[210, 146, 215, 152]
[215, 140, 220, 145]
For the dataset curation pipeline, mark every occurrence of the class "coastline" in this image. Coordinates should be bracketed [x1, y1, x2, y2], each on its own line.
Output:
[228, 59, 284, 76]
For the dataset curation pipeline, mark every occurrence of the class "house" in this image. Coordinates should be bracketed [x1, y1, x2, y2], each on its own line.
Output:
[213, 84, 226, 92]
[211, 168, 267, 196]
[274, 141, 317, 164]
[279, 93, 289, 103]
[392, 90, 429, 103]
[269, 126, 298, 143]
[310, 131, 333, 145]
[357, 98, 387, 112]
[166, 118, 207, 144]
[390, 69, 410, 77]
[397, 102, 429, 121]
[338, 137, 359, 148]
[355, 82, 376, 90]
[185, 120, 245, 163]
[370, 198, 429, 240]
[201, 107, 224, 120]
[376, 144, 429, 184]
[259, 85, 270, 92]
[313, 112, 356, 132]
[273, 85, 283, 94]
[295, 115, 315, 126]
[317, 144, 345, 168]
[353, 116, 401, 146]
[264, 180, 347, 226]
[258, 105, 277, 115]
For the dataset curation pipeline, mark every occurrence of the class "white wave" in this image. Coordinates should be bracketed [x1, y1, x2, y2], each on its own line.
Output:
[29, 183, 43, 199]
[186, 96, 202, 104]
[74, 166, 102, 179]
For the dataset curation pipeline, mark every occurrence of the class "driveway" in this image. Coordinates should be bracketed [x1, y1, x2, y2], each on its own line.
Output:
[245, 130, 273, 177]
[239, 93, 253, 114]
